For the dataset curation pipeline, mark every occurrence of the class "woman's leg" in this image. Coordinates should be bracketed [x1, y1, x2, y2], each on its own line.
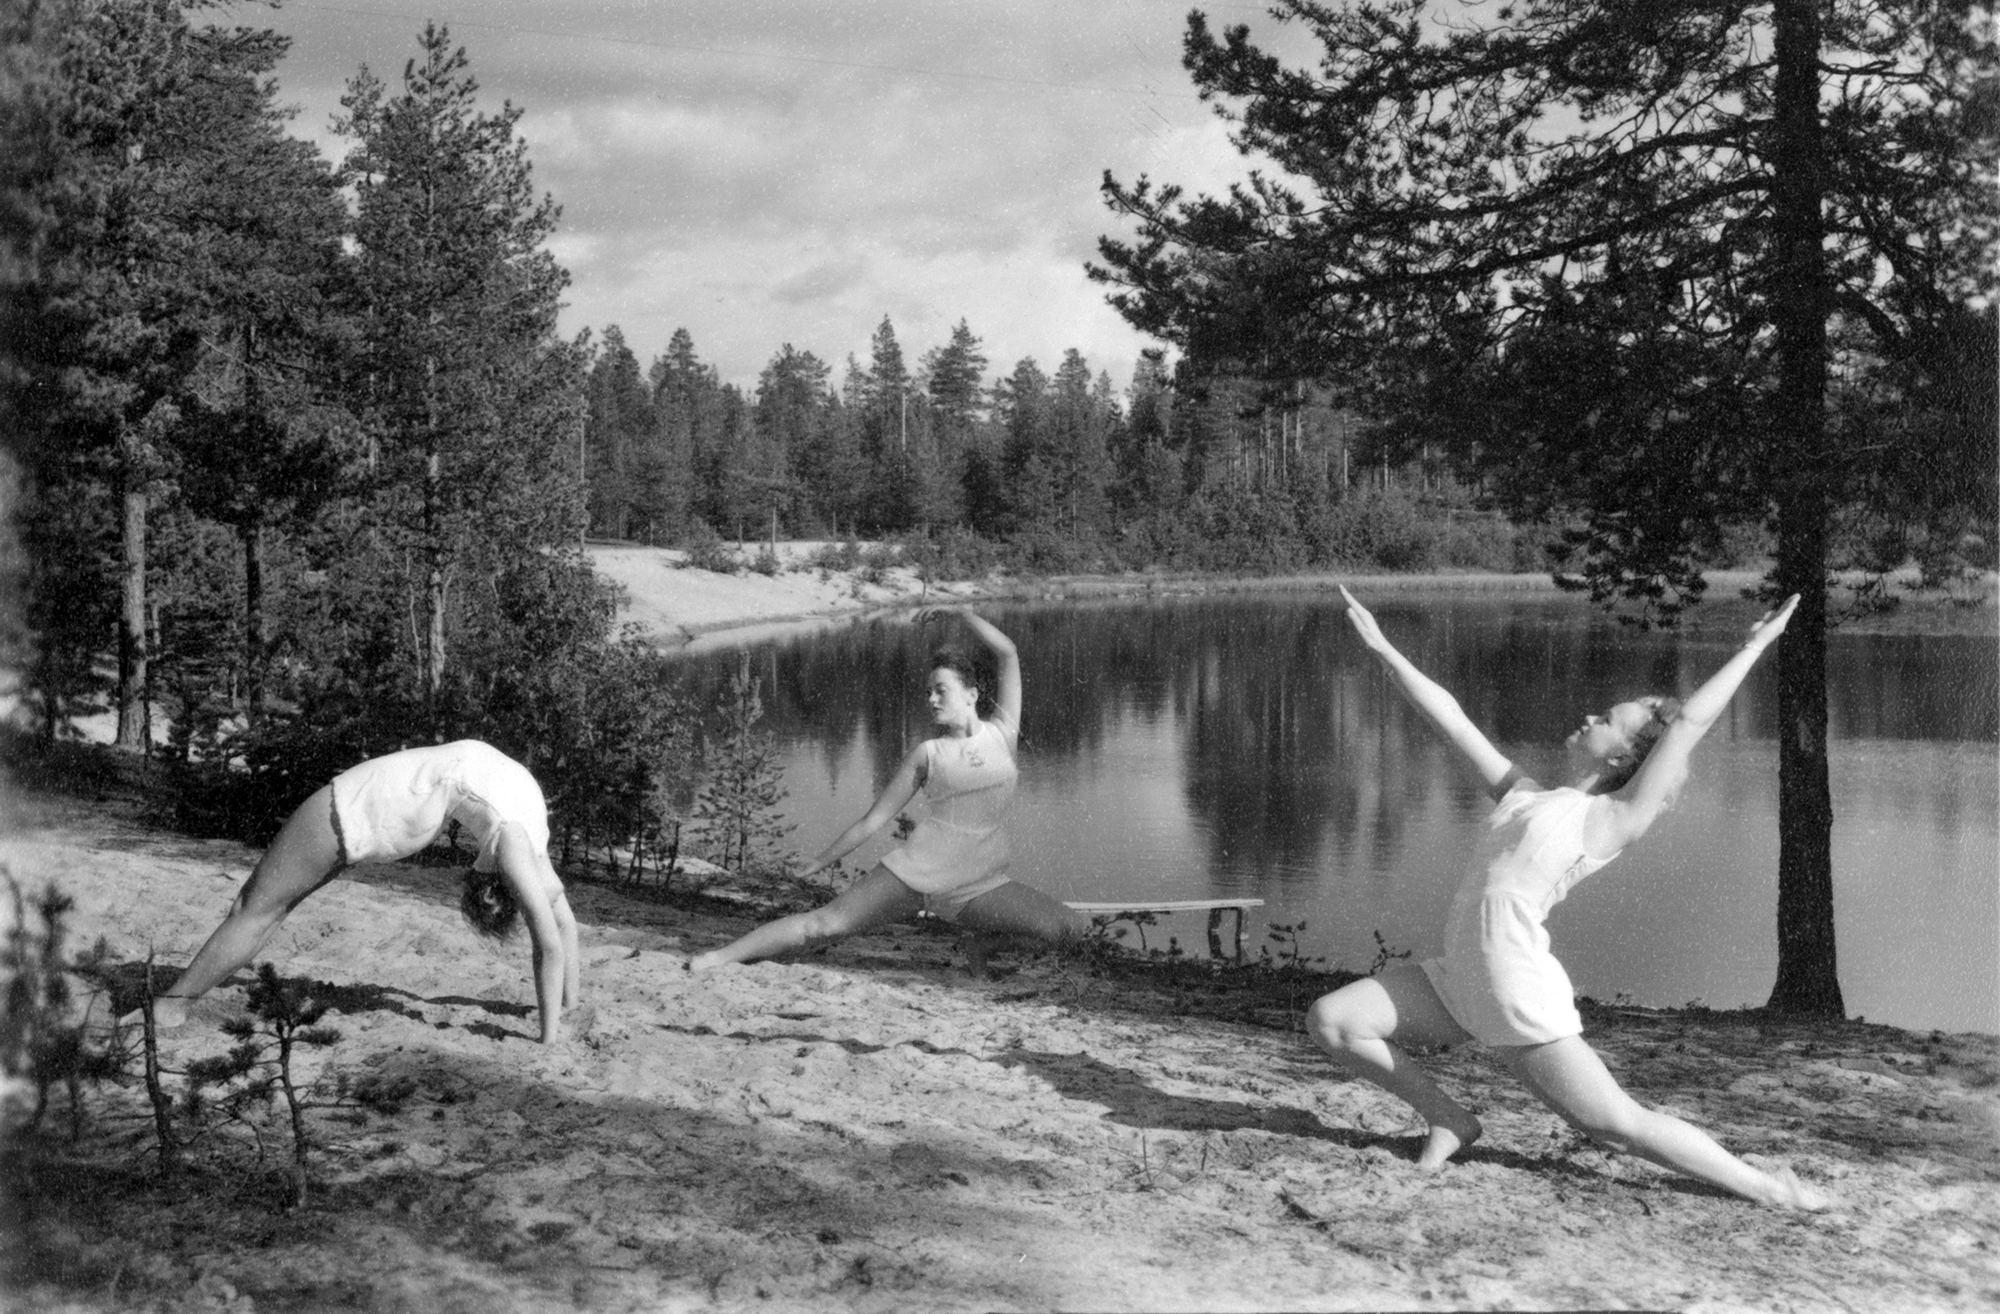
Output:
[159, 786, 346, 1006]
[1500, 1036, 1829, 1208]
[1304, 964, 1483, 1169]
[955, 881, 1088, 942]
[953, 881, 1089, 976]
[689, 864, 924, 971]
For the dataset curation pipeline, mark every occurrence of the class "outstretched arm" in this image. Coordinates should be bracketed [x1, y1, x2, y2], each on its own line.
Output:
[796, 743, 926, 880]
[918, 606, 1022, 732]
[1340, 586, 1518, 798]
[1598, 595, 1799, 851]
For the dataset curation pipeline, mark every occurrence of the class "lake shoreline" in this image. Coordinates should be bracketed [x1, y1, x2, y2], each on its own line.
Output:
[588, 542, 1998, 649]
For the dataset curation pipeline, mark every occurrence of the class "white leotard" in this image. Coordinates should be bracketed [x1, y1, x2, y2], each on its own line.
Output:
[880, 714, 1016, 898]
[329, 740, 549, 873]
[1419, 784, 1619, 1047]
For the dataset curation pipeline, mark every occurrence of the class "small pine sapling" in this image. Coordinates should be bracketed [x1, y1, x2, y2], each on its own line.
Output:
[692, 654, 795, 877]
[185, 964, 344, 1208]
[139, 958, 181, 1174]
[1366, 930, 1412, 977]
[0, 876, 129, 1143]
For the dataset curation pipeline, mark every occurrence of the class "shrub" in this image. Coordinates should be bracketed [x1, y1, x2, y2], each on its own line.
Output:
[678, 522, 738, 574]
[807, 540, 862, 576]
[895, 527, 1001, 583]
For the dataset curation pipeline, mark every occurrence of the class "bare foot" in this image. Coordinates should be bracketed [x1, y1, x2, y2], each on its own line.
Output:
[118, 997, 189, 1032]
[1416, 1113, 1483, 1171]
[687, 950, 727, 973]
[1760, 1163, 1834, 1211]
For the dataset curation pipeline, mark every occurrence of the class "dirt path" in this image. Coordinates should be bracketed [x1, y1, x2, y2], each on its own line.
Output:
[4, 798, 1998, 1312]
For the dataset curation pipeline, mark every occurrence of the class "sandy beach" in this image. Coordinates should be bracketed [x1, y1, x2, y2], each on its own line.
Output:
[3, 784, 1997, 1313]
[588, 543, 1996, 650]
[4, 549, 1996, 1312]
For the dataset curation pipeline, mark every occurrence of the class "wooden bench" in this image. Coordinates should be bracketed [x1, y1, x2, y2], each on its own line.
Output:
[1064, 898, 1267, 962]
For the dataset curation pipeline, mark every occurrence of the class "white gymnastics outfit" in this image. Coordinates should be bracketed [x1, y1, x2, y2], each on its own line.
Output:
[328, 740, 550, 873]
[879, 713, 1018, 921]
[1419, 784, 1620, 1047]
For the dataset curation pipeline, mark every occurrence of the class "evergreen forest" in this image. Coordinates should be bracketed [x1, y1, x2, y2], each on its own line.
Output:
[0, 3, 1564, 862]
[2, 0, 1992, 993]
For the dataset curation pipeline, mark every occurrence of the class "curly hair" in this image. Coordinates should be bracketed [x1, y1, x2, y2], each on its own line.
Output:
[459, 868, 521, 940]
[1598, 695, 1683, 793]
[929, 645, 994, 718]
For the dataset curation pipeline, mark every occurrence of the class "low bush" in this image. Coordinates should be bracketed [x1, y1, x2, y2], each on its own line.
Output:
[678, 523, 738, 574]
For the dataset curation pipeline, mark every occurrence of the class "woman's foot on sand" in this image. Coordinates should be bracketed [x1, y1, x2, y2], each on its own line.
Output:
[687, 950, 727, 972]
[1416, 1113, 1483, 1171]
[1749, 1159, 1834, 1211]
[116, 996, 189, 1032]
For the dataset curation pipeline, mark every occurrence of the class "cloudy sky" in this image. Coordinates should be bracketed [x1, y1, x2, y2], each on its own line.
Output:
[252, 0, 1314, 391]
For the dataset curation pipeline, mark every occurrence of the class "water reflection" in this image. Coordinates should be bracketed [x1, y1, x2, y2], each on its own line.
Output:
[672, 593, 1999, 1034]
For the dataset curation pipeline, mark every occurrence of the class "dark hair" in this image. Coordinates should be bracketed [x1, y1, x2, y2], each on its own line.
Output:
[460, 868, 521, 940]
[929, 646, 993, 717]
[1599, 695, 1682, 792]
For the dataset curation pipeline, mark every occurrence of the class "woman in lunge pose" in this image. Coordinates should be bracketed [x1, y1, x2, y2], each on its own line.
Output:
[1309, 587, 1827, 1208]
[139, 740, 579, 1044]
[690, 607, 1085, 972]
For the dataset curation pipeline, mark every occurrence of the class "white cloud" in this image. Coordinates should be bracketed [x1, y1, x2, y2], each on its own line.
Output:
[254, 0, 1306, 388]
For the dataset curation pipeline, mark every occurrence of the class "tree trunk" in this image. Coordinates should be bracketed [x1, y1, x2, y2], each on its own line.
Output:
[1764, 0, 1844, 1016]
[423, 348, 445, 720]
[241, 518, 265, 717]
[115, 475, 148, 749]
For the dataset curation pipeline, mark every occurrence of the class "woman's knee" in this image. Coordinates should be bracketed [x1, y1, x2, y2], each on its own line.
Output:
[1305, 987, 1379, 1052]
[793, 906, 860, 947]
[1556, 1092, 1647, 1150]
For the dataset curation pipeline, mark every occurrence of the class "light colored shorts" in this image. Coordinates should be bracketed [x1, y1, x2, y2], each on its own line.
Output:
[911, 870, 1013, 924]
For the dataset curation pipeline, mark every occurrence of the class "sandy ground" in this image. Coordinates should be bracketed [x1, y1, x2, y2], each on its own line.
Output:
[586, 544, 992, 650]
[583, 542, 1621, 650]
[3, 787, 1998, 1313]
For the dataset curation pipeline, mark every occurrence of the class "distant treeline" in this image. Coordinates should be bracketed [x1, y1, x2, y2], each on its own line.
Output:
[583, 317, 1557, 581]
[0, 4, 1511, 873]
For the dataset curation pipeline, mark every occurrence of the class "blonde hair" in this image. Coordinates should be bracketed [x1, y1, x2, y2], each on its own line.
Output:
[1599, 695, 1681, 792]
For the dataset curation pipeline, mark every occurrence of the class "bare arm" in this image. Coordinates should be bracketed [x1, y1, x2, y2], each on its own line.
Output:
[495, 827, 568, 1044]
[1340, 586, 1519, 798]
[553, 892, 580, 1007]
[796, 742, 926, 880]
[1596, 595, 1799, 852]
[918, 606, 1022, 734]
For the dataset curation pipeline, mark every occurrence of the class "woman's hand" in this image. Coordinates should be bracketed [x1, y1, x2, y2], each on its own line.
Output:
[1744, 594, 1800, 653]
[910, 604, 963, 626]
[1338, 586, 1391, 653]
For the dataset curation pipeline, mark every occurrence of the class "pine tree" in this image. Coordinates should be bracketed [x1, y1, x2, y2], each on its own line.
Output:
[692, 654, 794, 877]
[583, 325, 653, 540]
[336, 24, 578, 724]
[1095, 0, 1997, 1014]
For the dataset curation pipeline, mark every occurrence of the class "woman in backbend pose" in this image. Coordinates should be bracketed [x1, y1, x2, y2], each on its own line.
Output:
[690, 607, 1085, 973]
[140, 740, 579, 1044]
[1310, 586, 1827, 1209]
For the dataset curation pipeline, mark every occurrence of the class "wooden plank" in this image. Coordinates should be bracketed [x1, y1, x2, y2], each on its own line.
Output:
[1062, 899, 1265, 913]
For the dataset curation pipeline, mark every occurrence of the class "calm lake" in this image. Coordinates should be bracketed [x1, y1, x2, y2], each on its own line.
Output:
[675, 592, 1999, 1036]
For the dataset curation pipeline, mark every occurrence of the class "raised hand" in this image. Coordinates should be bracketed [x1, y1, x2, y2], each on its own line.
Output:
[1745, 594, 1800, 653]
[910, 604, 964, 626]
[1338, 586, 1390, 653]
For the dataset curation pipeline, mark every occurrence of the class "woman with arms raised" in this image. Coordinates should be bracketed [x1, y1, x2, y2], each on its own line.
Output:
[691, 607, 1084, 973]
[137, 740, 579, 1045]
[1310, 587, 1827, 1209]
